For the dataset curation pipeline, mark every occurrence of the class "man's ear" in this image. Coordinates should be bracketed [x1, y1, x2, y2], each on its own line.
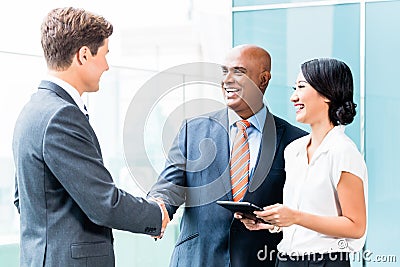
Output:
[259, 70, 271, 90]
[76, 46, 90, 65]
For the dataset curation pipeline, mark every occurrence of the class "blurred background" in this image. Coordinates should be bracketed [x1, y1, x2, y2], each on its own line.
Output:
[1, 0, 399, 266]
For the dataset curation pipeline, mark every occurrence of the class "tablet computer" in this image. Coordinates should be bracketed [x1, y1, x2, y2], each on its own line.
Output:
[216, 200, 264, 222]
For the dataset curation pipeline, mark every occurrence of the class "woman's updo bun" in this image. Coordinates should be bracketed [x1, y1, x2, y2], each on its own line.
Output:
[331, 101, 357, 125]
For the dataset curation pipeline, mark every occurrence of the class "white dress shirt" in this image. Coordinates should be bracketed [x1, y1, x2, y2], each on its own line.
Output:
[278, 125, 368, 255]
[44, 75, 88, 117]
[228, 106, 266, 179]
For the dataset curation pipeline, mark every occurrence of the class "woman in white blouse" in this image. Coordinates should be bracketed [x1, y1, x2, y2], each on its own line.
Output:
[235, 58, 367, 267]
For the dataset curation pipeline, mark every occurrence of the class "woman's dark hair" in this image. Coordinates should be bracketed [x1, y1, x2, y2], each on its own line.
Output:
[301, 58, 357, 125]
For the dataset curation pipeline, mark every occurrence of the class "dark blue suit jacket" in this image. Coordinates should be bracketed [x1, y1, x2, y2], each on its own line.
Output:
[150, 107, 307, 267]
[13, 81, 162, 267]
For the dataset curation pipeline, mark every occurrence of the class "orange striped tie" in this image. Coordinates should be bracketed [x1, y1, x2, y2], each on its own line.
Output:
[231, 120, 251, 202]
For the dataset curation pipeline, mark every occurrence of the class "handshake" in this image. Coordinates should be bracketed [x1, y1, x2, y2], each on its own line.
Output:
[150, 197, 171, 240]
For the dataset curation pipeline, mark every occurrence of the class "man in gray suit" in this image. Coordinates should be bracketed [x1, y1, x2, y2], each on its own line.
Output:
[12, 7, 169, 267]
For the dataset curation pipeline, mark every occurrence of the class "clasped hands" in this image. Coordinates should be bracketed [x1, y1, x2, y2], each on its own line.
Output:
[234, 203, 299, 232]
[150, 198, 170, 240]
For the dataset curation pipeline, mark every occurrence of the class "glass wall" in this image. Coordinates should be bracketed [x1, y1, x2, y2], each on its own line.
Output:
[233, 0, 399, 266]
[233, 2, 361, 145]
[365, 1, 400, 266]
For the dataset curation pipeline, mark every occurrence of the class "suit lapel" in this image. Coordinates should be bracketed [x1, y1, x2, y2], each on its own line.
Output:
[183, 109, 232, 206]
[247, 108, 280, 193]
[37, 80, 102, 155]
[211, 109, 233, 201]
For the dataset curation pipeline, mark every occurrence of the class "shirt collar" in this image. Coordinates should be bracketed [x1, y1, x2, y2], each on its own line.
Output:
[295, 125, 346, 159]
[317, 125, 345, 152]
[44, 75, 87, 115]
[228, 106, 266, 132]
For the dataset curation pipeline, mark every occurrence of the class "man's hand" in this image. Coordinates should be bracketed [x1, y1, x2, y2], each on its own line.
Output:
[234, 212, 274, 231]
[151, 198, 170, 240]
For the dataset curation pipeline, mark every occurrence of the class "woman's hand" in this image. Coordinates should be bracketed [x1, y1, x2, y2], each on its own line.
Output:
[234, 212, 274, 231]
[254, 203, 300, 227]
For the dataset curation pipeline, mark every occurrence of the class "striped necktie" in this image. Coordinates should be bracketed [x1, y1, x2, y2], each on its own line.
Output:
[230, 120, 251, 202]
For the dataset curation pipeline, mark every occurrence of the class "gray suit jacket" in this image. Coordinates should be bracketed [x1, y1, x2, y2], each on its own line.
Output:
[150, 108, 307, 267]
[13, 80, 162, 267]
